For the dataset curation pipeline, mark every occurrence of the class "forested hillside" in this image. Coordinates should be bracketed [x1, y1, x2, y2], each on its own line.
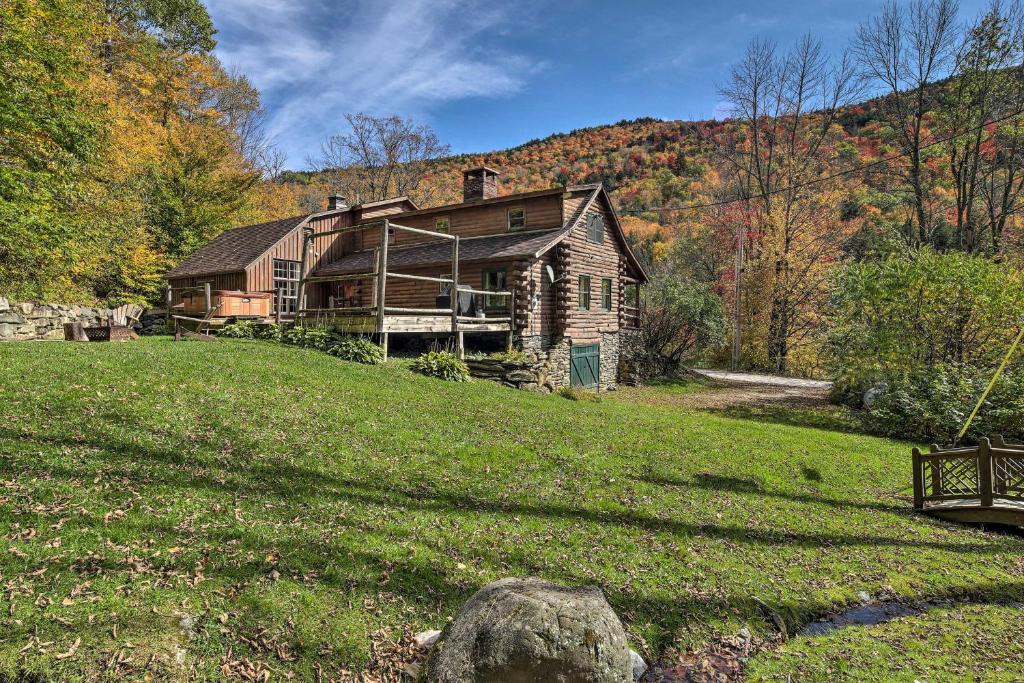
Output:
[7, 0, 1024, 391]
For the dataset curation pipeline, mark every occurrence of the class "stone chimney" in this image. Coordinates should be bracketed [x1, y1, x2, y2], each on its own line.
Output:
[327, 194, 348, 211]
[462, 167, 499, 202]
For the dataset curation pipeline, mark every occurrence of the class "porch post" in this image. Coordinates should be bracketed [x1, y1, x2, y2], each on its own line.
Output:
[376, 220, 389, 359]
[451, 235, 462, 358]
[296, 227, 312, 322]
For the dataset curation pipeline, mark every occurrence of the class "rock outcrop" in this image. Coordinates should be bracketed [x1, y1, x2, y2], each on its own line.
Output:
[421, 577, 633, 683]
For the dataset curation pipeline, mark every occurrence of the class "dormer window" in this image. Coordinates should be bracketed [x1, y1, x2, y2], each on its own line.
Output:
[586, 213, 605, 243]
[508, 207, 526, 231]
[435, 217, 450, 234]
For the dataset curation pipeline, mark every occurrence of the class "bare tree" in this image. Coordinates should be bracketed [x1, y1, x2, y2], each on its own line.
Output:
[310, 113, 450, 204]
[940, 1, 1024, 252]
[218, 68, 286, 179]
[714, 35, 861, 372]
[853, 0, 960, 246]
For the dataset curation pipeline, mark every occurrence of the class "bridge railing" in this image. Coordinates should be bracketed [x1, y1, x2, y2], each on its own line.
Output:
[913, 436, 1024, 509]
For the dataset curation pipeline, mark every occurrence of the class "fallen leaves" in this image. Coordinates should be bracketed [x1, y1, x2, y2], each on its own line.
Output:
[55, 637, 81, 660]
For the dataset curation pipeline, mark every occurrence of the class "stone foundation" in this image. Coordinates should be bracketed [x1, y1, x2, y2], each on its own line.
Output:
[515, 332, 625, 391]
[617, 327, 643, 386]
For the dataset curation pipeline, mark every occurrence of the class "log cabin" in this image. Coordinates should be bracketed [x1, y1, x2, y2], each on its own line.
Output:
[166, 168, 647, 388]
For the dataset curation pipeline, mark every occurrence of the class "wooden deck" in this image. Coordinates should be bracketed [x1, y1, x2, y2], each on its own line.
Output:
[913, 437, 1024, 526]
[294, 218, 516, 358]
[309, 313, 511, 335]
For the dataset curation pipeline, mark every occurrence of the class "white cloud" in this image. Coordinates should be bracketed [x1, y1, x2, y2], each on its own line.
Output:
[207, 0, 541, 166]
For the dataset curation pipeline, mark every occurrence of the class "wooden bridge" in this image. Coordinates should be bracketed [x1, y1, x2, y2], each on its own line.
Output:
[294, 218, 514, 358]
[913, 437, 1024, 525]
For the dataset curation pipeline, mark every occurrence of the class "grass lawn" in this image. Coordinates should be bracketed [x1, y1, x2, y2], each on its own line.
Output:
[1, 337, 1022, 681]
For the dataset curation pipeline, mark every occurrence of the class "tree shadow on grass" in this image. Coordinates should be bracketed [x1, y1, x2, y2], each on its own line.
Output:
[3, 423, 1014, 557]
[705, 403, 868, 435]
[7, 418, 1024, 676]
[635, 472, 907, 514]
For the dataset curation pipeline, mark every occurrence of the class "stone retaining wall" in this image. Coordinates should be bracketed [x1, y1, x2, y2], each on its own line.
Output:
[0, 298, 115, 340]
[465, 357, 555, 393]
[0, 298, 167, 341]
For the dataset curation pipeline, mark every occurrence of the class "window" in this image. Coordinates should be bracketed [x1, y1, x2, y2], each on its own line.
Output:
[578, 274, 591, 310]
[435, 217, 450, 234]
[601, 278, 612, 311]
[272, 259, 301, 315]
[483, 268, 507, 309]
[440, 273, 451, 293]
[508, 207, 526, 231]
[586, 213, 605, 243]
[387, 226, 396, 245]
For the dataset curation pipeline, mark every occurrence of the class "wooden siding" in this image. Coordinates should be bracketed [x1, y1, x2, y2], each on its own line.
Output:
[513, 251, 557, 337]
[167, 272, 246, 306]
[242, 211, 355, 306]
[357, 194, 565, 251]
[561, 196, 625, 341]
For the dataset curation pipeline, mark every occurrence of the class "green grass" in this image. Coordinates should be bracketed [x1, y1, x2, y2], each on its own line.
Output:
[747, 603, 1024, 681]
[0, 338, 1022, 681]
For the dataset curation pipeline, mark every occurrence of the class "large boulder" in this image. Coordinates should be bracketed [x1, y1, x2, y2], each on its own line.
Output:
[421, 577, 632, 683]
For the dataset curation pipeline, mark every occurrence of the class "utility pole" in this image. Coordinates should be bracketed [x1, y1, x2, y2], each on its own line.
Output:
[732, 219, 744, 371]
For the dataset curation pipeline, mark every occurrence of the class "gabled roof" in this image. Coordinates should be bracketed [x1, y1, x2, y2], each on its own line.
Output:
[311, 229, 565, 276]
[166, 215, 309, 278]
[164, 197, 417, 280]
[527, 183, 649, 282]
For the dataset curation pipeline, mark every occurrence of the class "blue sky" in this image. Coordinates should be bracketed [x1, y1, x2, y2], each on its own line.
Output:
[206, 0, 990, 169]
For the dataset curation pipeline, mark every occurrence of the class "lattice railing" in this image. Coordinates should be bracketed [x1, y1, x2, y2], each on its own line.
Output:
[921, 455, 979, 498]
[913, 437, 1024, 509]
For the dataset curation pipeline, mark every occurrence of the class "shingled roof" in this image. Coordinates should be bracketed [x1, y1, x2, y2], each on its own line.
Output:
[166, 215, 308, 278]
[311, 229, 566, 277]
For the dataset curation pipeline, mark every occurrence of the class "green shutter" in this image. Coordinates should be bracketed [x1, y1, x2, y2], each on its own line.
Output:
[570, 344, 600, 388]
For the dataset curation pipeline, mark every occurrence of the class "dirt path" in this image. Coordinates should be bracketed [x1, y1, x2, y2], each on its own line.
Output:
[618, 370, 834, 411]
[693, 369, 831, 390]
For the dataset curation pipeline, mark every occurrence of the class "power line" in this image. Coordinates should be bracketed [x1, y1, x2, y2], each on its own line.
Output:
[617, 107, 1024, 216]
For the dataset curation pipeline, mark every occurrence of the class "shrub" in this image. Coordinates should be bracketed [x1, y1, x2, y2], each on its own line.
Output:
[281, 325, 331, 350]
[410, 351, 471, 382]
[219, 320, 259, 339]
[862, 363, 1024, 444]
[256, 323, 283, 342]
[625, 276, 725, 381]
[483, 349, 531, 364]
[827, 249, 1024, 402]
[327, 337, 385, 365]
[556, 386, 601, 402]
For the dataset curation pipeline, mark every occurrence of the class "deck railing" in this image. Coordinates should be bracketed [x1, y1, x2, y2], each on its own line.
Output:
[294, 218, 515, 357]
[912, 436, 1024, 510]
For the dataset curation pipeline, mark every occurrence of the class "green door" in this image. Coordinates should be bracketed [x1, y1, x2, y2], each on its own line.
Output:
[570, 344, 600, 388]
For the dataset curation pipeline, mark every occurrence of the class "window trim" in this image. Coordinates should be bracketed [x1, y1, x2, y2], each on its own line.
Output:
[507, 207, 526, 231]
[601, 278, 612, 311]
[586, 213, 605, 243]
[435, 217, 450, 234]
[482, 267, 507, 309]
[578, 274, 592, 311]
[272, 258, 301, 315]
